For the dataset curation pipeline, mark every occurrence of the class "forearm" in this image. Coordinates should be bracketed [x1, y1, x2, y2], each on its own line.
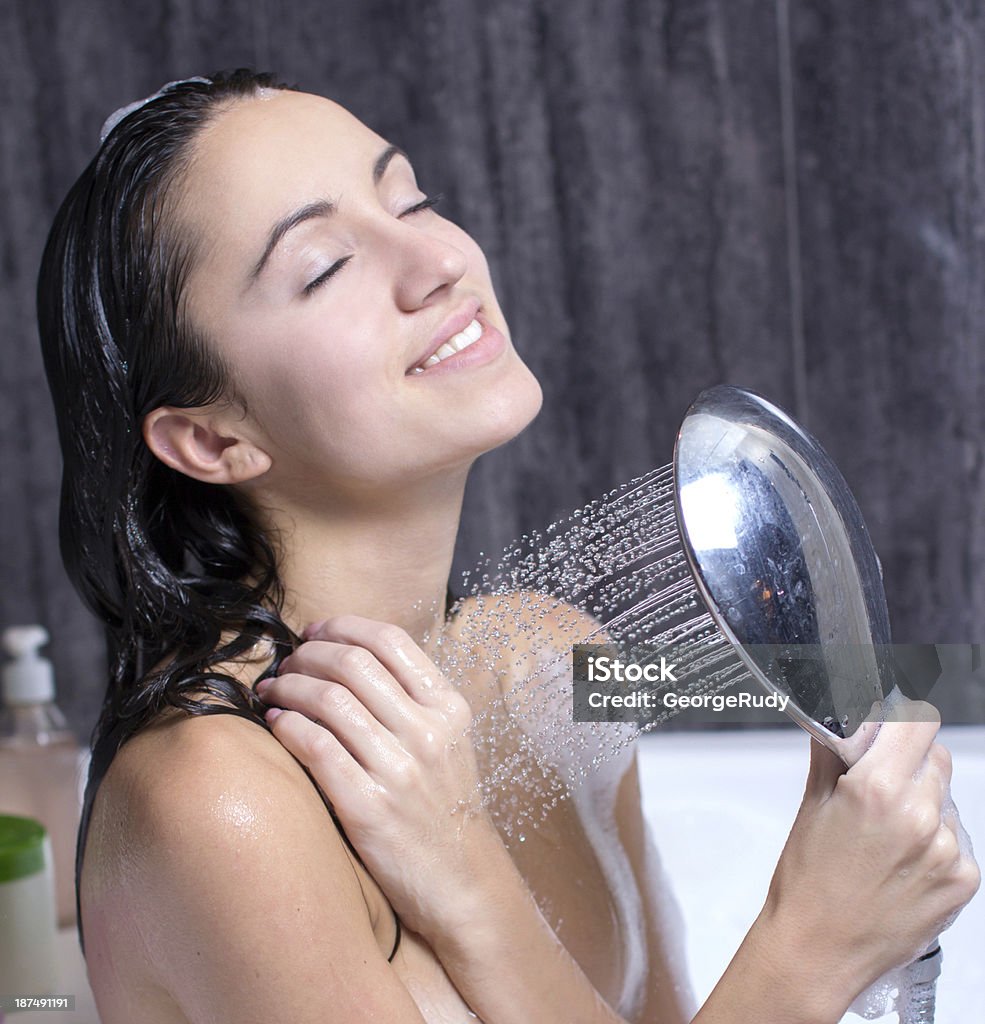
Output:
[427, 829, 626, 1024]
[691, 907, 851, 1024]
[424, 826, 851, 1024]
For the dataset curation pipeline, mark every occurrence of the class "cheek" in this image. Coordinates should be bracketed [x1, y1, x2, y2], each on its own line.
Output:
[227, 322, 381, 454]
[265, 353, 429, 489]
[251, 368, 404, 486]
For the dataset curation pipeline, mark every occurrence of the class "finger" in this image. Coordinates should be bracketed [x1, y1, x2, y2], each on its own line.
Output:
[266, 706, 378, 818]
[262, 672, 406, 769]
[919, 742, 954, 789]
[906, 753, 952, 841]
[909, 744, 958, 842]
[941, 790, 974, 860]
[279, 640, 421, 736]
[854, 699, 941, 779]
[307, 615, 454, 709]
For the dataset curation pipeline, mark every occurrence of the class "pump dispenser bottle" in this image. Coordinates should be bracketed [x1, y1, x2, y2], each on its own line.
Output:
[0, 626, 86, 928]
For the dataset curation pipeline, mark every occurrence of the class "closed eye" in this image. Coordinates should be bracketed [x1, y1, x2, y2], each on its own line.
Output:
[303, 254, 354, 296]
[401, 193, 444, 217]
[301, 193, 442, 295]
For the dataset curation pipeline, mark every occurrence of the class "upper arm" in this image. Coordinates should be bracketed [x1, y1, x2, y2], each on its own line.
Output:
[524, 596, 695, 1020]
[614, 754, 696, 1024]
[123, 716, 427, 1024]
[505, 594, 696, 1020]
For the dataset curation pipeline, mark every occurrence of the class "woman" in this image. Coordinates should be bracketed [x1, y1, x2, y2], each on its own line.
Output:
[38, 70, 977, 1023]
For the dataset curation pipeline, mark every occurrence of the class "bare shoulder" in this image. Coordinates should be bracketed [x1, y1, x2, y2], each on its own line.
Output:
[101, 708, 361, 905]
[96, 642, 290, 844]
[87, 711, 426, 1023]
[445, 591, 614, 719]
[450, 589, 612, 654]
[108, 707, 314, 838]
[88, 710, 351, 938]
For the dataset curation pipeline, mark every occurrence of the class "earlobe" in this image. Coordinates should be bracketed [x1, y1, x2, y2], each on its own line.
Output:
[142, 407, 272, 484]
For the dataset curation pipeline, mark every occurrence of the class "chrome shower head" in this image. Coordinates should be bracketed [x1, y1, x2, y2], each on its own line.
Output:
[673, 384, 894, 756]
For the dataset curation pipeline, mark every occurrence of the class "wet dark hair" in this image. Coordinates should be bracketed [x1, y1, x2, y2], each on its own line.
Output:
[36, 68, 304, 953]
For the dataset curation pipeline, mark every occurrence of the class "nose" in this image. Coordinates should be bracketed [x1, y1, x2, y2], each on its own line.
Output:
[389, 221, 469, 311]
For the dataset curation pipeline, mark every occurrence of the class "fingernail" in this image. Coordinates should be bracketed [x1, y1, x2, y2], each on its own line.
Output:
[265, 707, 283, 723]
[255, 678, 270, 695]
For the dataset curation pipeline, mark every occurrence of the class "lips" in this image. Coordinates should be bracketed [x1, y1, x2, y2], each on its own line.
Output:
[406, 300, 482, 375]
[411, 318, 484, 373]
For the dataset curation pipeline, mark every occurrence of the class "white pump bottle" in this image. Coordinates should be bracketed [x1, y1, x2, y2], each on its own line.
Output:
[0, 625, 87, 928]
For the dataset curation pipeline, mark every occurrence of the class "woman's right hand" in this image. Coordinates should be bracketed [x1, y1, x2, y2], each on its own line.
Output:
[256, 615, 505, 943]
[760, 708, 980, 1002]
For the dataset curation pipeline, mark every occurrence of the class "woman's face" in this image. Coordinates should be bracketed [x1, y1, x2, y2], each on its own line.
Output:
[175, 90, 542, 507]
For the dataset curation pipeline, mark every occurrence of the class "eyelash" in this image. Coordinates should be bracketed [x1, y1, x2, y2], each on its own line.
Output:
[402, 192, 444, 216]
[303, 255, 354, 295]
[302, 193, 444, 296]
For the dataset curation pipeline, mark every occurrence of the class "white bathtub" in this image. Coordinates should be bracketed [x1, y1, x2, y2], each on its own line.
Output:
[637, 725, 985, 1023]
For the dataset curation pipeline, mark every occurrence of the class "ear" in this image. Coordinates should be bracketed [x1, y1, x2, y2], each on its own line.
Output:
[142, 406, 272, 485]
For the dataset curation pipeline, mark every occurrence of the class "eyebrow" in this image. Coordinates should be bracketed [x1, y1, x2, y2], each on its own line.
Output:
[248, 143, 408, 284]
[373, 143, 407, 184]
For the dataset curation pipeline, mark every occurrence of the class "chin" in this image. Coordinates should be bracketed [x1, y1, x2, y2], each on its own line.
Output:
[472, 358, 544, 455]
[417, 355, 543, 479]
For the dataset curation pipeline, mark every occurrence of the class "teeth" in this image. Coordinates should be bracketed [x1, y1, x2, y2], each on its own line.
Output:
[413, 318, 483, 373]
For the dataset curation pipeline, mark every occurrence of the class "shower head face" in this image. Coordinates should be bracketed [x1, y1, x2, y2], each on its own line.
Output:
[673, 386, 893, 754]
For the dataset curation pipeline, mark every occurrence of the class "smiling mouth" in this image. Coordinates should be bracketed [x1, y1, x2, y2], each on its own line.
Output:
[411, 318, 484, 374]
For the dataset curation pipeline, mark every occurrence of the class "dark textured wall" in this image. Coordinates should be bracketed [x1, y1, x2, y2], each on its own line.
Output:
[1, 0, 983, 738]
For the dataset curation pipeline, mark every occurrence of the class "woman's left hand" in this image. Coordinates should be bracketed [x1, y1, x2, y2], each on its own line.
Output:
[255, 614, 501, 939]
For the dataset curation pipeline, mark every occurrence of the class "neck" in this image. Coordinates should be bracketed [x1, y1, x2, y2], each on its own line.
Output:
[256, 470, 470, 646]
